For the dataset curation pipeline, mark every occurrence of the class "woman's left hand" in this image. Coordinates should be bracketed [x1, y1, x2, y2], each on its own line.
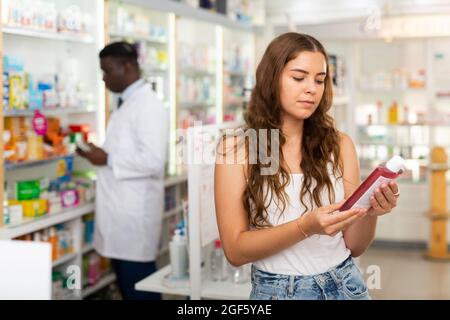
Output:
[368, 181, 400, 216]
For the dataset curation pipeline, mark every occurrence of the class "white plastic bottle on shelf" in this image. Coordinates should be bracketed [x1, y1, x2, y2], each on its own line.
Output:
[376, 100, 384, 125]
[210, 239, 228, 282]
[169, 227, 189, 279]
[228, 264, 250, 284]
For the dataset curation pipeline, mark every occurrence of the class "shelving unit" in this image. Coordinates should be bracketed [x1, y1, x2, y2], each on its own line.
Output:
[0, 202, 97, 299]
[81, 273, 116, 299]
[4, 154, 75, 171]
[0, 203, 94, 240]
[158, 176, 187, 261]
[222, 27, 255, 122]
[321, 35, 450, 246]
[163, 205, 184, 220]
[108, 32, 167, 44]
[0, 0, 105, 300]
[0, 0, 257, 300]
[52, 252, 78, 268]
[2, 26, 94, 43]
[176, 17, 218, 130]
[4, 107, 96, 117]
[107, 0, 171, 106]
[164, 173, 187, 188]
[325, 38, 450, 183]
[81, 243, 95, 255]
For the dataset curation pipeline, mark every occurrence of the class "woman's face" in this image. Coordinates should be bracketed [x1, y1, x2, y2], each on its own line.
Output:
[279, 51, 327, 121]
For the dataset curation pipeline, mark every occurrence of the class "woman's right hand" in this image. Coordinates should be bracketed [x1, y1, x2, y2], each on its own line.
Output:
[299, 202, 367, 237]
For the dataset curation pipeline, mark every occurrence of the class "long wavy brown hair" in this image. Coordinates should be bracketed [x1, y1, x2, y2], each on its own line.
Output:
[243, 32, 342, 228]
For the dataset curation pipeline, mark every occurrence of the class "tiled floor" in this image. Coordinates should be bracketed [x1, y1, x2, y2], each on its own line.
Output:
[358, 247, 450, 300]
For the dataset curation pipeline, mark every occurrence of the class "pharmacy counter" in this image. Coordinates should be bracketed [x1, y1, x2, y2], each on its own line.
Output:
[135, 264, 251, 300]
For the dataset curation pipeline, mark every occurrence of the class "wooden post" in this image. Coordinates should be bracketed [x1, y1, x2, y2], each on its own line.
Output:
[426, 146, 450, 260]
[0, 0, 4, 227]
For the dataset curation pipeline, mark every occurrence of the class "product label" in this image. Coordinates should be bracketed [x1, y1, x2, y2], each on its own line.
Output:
[61, 190, 79, 208]
[351, 176, 393, 209]
[32, 111, 48, 136]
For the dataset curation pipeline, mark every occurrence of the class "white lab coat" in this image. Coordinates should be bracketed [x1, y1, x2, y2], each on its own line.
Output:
[94, 83, 169, 262]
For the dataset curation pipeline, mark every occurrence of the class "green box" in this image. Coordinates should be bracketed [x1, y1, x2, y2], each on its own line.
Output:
[16, 180, 41, 200]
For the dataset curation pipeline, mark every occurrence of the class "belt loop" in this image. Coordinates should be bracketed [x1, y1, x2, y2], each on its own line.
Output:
[330, 268, 341, 286]
[251, 264, 255, 283]
[287, 275, 295, 297]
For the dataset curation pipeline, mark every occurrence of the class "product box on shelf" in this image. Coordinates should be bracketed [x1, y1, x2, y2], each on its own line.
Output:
[2, 0, 92, 35]
[8, 198, 47, 218]
[83, 252, 112, 289]
[3, 116, 93, 166]
[61, 189, 80, 209]
[3, 54, 93, 112]
[83, 213, 94, 246]
[15, 179, 40, 200]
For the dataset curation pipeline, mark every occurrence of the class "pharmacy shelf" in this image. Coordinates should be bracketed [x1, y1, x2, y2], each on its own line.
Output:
[333, 96, 350, 105]
[164, 205, 184, 220]
[226, 70, 248, 77]
[126, 0, 254, 32]
[5, 154, 75, 171]
[357, 141, 430, 147]
[179, 101, 215, 109]
[164, 174, 188, 188]
[82, 273, 117, 299]
[358, 123, 450, 128]
[135, 265, 191, 296]
[3, 26, 94, 43]
[109, 32, 167, 44]
[358, 87, 426, 93]
[428, 164, 450, 171]
[135, 264, 251, 299]
[82, 243, 95, 255]
[52, 252, 78, 268]
[4, 107, 96, 117]
[224, 98, 246, 107]
[179, 68, 216, 78]
[0, 203, 95, 240]
[142, 66, 169, 74]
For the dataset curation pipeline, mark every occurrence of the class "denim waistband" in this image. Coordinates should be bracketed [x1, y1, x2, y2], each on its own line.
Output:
[251, 255, 354, 286]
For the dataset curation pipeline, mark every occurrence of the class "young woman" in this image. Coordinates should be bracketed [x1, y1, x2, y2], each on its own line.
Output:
[214, 33, 400, 300]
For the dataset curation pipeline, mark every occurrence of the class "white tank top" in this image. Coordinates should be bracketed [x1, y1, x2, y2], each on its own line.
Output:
[253, 166, 351, 276]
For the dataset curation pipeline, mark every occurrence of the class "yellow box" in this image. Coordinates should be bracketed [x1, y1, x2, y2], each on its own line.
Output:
[9, 74, 25, 110]
[9, 199, 48, 218]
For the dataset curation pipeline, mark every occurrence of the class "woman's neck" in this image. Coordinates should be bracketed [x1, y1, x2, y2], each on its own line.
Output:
[281, 113, 304, 145]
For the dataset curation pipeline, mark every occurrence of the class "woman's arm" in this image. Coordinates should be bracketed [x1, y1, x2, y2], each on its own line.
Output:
[214, 159, 307, 266]
[215, 137, 366, 266]
[340, 133, 399, 257]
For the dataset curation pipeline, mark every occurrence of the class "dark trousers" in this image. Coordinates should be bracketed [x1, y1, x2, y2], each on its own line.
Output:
[111, 259, 162, 300]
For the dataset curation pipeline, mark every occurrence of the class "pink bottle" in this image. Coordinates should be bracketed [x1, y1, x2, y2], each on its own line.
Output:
[340, 155, 405, 211]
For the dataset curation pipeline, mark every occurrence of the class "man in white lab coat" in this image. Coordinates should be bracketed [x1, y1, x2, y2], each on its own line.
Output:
[76, 42, 168, 300]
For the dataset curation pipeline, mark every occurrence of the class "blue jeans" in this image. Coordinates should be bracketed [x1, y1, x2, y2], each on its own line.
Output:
[250, 256, 371, 300]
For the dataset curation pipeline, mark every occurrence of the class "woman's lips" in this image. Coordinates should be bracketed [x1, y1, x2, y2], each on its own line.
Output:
[297, 100, 315, 107]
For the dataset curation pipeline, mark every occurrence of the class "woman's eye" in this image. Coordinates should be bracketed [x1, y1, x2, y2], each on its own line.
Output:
[292, 77, 303, 82]
[316, 80, 325, 84]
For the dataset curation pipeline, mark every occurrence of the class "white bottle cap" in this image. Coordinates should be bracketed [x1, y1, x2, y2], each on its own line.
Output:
[386, 155, 406, 173]
[173, 228, 183, 242]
